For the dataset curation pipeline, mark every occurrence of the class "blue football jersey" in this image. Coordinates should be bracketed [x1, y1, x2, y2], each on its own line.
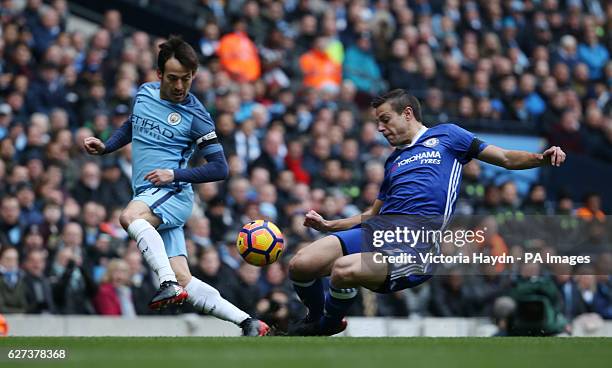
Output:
[377, 124, 487, 228]
[130, 82, 222, 194]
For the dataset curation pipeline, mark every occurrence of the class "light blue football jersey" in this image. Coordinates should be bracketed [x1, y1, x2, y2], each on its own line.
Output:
[130, 82, 222, 194]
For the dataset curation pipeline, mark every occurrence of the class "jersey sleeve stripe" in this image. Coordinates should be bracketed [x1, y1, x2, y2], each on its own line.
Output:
[445, 160, 462, 227]
[446, 160, 463, 222]
[442, 159, 462, 230]
[442, 160, 459, 223]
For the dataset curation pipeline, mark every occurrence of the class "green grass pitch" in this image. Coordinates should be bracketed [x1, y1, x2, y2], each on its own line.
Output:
[1, 337, 611, 368]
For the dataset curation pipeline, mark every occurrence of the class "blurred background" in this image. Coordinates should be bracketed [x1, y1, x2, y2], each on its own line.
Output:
[0, 0, 610, 336]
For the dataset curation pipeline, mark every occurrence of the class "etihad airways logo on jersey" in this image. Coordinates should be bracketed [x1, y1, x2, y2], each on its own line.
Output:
[396, 150, 441, 167]
[131, 114, 175, 139]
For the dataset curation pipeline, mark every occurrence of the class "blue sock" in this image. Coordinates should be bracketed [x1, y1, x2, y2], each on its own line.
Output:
[292, 279, 324, 321]
[321, 284, 357, 330]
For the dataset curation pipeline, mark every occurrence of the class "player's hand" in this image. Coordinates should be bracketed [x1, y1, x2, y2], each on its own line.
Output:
[83, 137, 106, 155]
[145, 169, 174, 186]
[303, 210, 331, 232]
[542, 146, 566, 167]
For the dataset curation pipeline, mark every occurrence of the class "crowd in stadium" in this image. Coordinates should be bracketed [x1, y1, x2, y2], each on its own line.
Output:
[0, 0, 610, 333]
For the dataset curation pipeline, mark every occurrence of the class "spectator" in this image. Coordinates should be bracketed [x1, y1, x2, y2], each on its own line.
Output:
[577, 25, 610, 80]
[258, 262, 291, 296]
[191, 247, 239, 306]
[234, 118, 261, 167]
[26, 62, 65, 114]
[575, 271, 611, 318]
[71, 161, 104, 205]
[251, 129, 285, 178]
[256, 288, 292, 333]
[49, 247, 96, 315]
[0, 247, 28, 313]
[102, 9, 125, 61]
[99, 156, 132, 208]
[233, 262, 261, 316]
[376, 292, 409, 317]
[522, 184, 553, 215]
[0, 196, 24, 248]
[343, 32, 384, 99]
[23, 249, 56, 314]
[508, 263, 568, 336]
[217, 17, 261, 82]
[552, 35, 580, 70]
[185, 216, 211, 249]
[554, 263, 588, 321]
[548, 109, 583, 154]
[31, 7, 61, 56]
[581, 106, 612, 162]
[198, 22, 220, 61]
[123, 249, 156, 315]
[576, 193, 606, 223]
[93, 258, 136, 316]
[491, 296, 516, 336]
[429, 270, 474, 317]
[299, 36, 342, 91]
[429, 268, 477, 317]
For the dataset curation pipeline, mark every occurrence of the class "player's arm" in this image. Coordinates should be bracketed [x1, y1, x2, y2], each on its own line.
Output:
[172, 149, 229, 183]
[172, 120, 229, 183]
[304, 199, 384, 233]
[145, 110, 228, 185]
[477, 144, 566, 169]
[145, 133, 228, 186]
[83, 118, 132, 155]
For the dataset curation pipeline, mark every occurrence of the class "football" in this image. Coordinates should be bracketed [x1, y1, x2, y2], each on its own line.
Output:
[236, 220, 285, 266]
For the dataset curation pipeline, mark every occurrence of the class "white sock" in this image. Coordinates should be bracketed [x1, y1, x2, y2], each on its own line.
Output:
[186, 277, 250, 325]
[127, 219, 176, 284]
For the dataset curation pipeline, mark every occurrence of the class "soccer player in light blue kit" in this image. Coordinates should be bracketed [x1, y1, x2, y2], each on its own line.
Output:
[288, 89, 567, 335]
[84, 37, 269, 336]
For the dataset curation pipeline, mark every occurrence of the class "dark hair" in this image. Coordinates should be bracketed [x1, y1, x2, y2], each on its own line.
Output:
[582, 192, 600, 202]
[0, 245, 17, 258]
[371, 89, 422, 122]
[157, 35, 198, 74]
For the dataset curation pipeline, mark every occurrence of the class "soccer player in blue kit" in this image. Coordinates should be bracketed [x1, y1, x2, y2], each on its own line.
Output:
[288, 89, 566, 336]
[84, 37, 269, 336]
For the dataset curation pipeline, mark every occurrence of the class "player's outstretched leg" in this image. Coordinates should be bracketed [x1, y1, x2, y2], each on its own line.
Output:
[288, 236, 344, 334]
[170, 257, 270, 336]
[291, 278, 324, 322]
[320, 253, 388, 335]
[121, 201, 187, 310]
[292, 252, 388, 336]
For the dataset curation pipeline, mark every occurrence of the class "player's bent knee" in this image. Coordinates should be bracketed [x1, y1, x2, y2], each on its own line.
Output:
[119, 209, 135, 230]
[288, 252, 307, 280]
[120, 206, 157, 230]
[288, 250, 320, 281]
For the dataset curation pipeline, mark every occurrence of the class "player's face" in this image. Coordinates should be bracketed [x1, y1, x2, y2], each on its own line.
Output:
[375, 102, 412, 146]
[158, 57, 195, 103]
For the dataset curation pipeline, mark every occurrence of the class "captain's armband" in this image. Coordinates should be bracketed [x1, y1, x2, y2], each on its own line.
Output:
[196, 131, 219, 149]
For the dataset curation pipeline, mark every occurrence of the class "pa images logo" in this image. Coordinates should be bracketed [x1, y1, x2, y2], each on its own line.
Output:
[167, 112, 182, 126]
[423, 137, 439, 147]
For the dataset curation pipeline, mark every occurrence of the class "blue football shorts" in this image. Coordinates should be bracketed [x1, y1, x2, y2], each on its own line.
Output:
[133, 186, 194, 257]
[331, 225, 438, 294]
